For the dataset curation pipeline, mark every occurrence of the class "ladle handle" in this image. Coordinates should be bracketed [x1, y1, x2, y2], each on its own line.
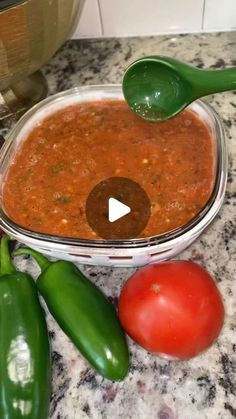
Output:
[194, 67, 236, 97]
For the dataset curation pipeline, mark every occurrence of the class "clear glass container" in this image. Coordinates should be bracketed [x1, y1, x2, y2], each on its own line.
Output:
[0, 85, 228, 267]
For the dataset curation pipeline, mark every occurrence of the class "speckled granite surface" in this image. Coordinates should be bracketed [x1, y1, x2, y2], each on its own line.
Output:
[1, 32, 236, 419]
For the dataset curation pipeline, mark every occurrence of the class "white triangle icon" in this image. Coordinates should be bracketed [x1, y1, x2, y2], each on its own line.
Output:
[108, 197, 131, 223]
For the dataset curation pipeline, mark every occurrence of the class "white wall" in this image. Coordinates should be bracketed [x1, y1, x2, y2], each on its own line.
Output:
[72, 0, 236, 38]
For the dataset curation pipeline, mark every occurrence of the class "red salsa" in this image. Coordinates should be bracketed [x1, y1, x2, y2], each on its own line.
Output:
[3, 100, 214, 239]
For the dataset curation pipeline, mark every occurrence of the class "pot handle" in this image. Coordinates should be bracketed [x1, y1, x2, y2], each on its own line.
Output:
[0, 71, 47, 121]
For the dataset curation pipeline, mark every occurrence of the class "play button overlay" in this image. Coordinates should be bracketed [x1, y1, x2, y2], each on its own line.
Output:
[86, 177, 151, 239]
[108, 198, 131, 222]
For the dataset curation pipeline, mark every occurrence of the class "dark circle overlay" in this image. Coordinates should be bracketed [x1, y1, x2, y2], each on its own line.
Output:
[85, 177, 151, 240]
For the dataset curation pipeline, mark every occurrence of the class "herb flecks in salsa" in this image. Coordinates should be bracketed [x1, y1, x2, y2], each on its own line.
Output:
[57, 196, 70, 204]
[52, 165, 63, 173]
[3, 100, 214, 239]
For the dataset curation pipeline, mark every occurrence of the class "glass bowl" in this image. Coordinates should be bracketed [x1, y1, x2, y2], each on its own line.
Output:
[0, 85, 227, 267]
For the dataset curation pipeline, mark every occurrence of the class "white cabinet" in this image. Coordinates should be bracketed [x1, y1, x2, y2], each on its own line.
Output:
[99, 0, 204, 37]
[72, 0, 236, 38]
[72, 0, 102, 38]
[203, 0, 236, 30]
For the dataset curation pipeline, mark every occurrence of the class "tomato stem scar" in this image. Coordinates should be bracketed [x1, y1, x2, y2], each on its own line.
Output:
[151, 284, 161, 293]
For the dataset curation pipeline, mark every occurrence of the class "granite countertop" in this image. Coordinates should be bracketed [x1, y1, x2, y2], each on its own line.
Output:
[1, 31, 236, 419]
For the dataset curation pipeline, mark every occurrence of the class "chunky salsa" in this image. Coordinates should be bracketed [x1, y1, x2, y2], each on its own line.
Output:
[3, 100, 214, 239]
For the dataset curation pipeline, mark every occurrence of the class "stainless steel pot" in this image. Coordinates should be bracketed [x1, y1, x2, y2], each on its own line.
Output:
[0, 0, 85, 119]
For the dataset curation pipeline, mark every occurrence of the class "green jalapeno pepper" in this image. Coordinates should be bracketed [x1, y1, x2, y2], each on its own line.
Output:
[0, 236, 51, 419]
[14, 247, 129, 381]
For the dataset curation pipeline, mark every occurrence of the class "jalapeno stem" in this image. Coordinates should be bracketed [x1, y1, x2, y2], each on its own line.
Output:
[0, 235, 16, 275]
[13, 247, 50, 272]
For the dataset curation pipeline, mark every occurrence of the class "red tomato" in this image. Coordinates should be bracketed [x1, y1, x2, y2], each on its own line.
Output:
[118, 261, 224, 360]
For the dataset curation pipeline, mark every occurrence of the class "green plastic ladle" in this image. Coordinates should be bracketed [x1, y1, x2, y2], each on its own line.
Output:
[122, 55, 236, 121]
